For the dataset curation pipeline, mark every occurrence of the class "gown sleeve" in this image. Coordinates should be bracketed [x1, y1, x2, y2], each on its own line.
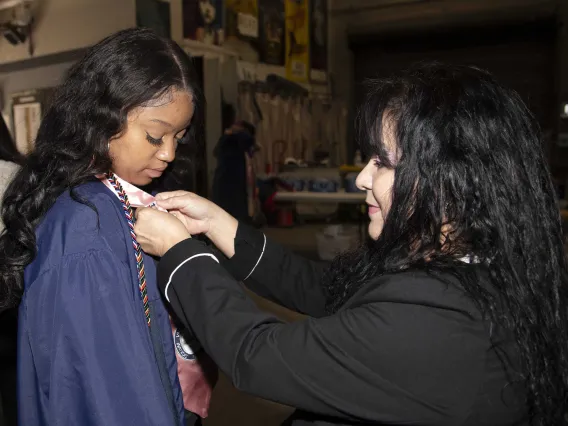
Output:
[19, 249, 178, 426]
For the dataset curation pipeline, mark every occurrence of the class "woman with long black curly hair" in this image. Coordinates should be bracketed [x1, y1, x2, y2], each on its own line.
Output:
[0, 28, 214, 426]
[134, 63, 568, 425]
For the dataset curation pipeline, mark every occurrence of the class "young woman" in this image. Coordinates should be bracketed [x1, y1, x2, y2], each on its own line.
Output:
[134, 63, 568, 425]
[0, 28, 209, 426]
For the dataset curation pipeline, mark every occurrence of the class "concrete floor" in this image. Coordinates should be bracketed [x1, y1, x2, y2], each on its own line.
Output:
[203, 226, 319, 426]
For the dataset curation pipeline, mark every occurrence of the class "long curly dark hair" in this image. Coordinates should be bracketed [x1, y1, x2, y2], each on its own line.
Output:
[325, 63, 568, 424]
[0, 27, 203, 310]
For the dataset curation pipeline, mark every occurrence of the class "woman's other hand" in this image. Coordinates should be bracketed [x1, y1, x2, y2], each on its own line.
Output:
[134, 207, 191, 257]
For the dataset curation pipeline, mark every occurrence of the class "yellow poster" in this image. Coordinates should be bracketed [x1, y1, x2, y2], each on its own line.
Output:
[285, 0, 310, 82]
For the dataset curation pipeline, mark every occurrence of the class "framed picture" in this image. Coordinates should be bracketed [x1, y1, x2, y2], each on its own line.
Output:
[259, 0, 285, 65]
[183, 0, 224, 45]
[11, 88, 53, 154]
[285, 0, 309, 82]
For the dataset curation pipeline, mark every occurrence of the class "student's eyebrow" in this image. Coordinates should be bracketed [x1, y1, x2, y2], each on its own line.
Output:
[149, 118, 173, 128]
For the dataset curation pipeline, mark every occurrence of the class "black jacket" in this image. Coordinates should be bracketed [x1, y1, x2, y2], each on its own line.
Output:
[158, 223, 527, 425]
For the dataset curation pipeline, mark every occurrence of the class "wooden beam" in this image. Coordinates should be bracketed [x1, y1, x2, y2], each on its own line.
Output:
[339, 0, 557, 37]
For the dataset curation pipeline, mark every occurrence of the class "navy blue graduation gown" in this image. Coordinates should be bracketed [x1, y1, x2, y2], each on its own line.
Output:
[18, 180, 185, 426]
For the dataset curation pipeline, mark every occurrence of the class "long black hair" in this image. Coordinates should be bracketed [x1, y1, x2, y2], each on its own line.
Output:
[0, 115, 24, 165]
[0, 27, 203, 309]
[325, 63, 568, 424]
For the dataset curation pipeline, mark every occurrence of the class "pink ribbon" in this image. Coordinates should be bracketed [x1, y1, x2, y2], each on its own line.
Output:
[99, 176, 163, 210]
[99, 174, 217, 418]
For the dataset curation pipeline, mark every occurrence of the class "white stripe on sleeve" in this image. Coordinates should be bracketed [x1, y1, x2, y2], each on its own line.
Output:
[243, 233, 266, 281]
[164, 253, 219, 302]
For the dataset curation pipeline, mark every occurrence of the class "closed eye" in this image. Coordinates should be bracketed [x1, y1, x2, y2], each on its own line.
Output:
[146, 130, 190, 147]
[146, 133, 163, 146]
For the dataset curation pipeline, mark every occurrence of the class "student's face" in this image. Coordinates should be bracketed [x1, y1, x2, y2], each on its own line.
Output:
[109, 89, 194, 186]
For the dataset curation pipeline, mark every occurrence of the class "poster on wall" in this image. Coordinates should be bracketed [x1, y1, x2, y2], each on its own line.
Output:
[310, 0, 327, 81]
[285, 0, 309, 83]
[225, 0, 259, 41]
[259, 0, 285, 66]
[183, 0, 224, 45]
[136, 0, 171, 38]
[11, 89, 53, 154]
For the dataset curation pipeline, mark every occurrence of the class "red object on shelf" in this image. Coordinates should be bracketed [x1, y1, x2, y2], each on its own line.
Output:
[276, 208, 294, 227]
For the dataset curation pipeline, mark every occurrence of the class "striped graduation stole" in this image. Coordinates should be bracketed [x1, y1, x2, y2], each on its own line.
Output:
[106, 172, 151, 327]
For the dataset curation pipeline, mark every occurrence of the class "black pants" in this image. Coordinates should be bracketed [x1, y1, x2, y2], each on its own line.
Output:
[185, 410, 202, 426]
[0, 308, 18, 426]
[0, 366, 17, 426]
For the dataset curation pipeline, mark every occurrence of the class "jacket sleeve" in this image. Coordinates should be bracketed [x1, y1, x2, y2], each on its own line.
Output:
[20, 249, 178, 426]
[217, 223, 329, 317]
[158, 239, 485, 425]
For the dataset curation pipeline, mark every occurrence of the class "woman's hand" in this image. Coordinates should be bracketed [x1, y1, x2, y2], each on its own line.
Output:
[156, 191, 239, 258]
[155, 191, 217, 235]
[134, 207, 191, 257]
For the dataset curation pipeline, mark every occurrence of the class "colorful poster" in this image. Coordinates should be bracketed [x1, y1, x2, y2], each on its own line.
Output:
[182, 0, 224, 45]
[259, 0, 285, 66]
[225, 0, 259, 41]
[310, 0, 327, 78]
[136, 0, 171, 38]
[285, 0, 310, 83]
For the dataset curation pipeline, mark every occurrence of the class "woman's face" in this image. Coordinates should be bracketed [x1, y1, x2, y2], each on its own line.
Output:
[109, 89, 194, 186]
[356, 124, 396, 240]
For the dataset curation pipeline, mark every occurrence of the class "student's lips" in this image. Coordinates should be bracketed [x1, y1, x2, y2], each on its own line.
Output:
[146, 168, 166, 178]
[368, 205, 380, 216]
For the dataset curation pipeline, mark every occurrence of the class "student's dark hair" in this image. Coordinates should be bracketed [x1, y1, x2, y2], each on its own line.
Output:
[0, 27, 203, 309]
[0, 115, 24, 165]
[325, 63, 568, 424]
